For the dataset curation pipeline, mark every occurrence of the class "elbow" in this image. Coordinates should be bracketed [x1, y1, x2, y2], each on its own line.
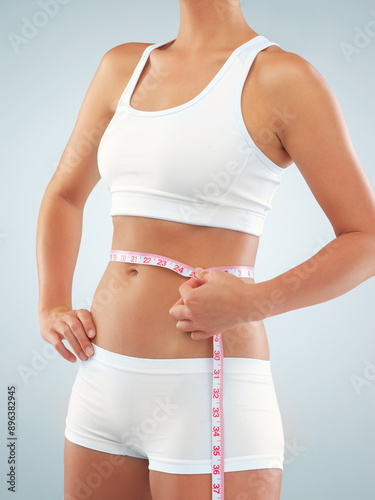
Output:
[361, 231, 375, 277]
[338, 229, 375, 277]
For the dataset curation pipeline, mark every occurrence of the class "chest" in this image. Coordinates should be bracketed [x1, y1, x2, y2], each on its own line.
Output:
[128, 50, 288, 169]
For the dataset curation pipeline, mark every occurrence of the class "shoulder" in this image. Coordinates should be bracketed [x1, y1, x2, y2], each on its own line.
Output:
[99, 41, 154, 76]
[253, 44, 332, 105]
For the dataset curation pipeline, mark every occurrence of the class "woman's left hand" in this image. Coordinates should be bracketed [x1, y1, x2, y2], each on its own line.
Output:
[169, 268, 253, 340]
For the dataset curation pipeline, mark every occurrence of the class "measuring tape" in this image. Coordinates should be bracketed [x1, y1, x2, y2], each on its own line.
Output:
[109, 250, 255, 499]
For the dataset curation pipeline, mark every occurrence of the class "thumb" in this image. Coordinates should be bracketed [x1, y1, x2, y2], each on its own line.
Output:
[194, 267, 209, 282]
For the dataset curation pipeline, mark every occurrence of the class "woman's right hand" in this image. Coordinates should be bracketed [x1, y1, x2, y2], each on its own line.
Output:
[39, 306, 97, 363]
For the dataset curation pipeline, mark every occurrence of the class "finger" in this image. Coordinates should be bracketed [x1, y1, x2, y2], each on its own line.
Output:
[170, 296, 184, 309]
[191, 275, 205, 285]
[188, 275, 204, 287]
[169, 303, 192, 321]
[56, 320, 89, 361]
[191, 331, 213, 341]
[45, 329, 77, 363]
[75, 309, 97, 338]
[65, 313, 95, 357]
[178, 280, 200, 302]
[175, 319, 195, 332]
[169, 299, 183, 317]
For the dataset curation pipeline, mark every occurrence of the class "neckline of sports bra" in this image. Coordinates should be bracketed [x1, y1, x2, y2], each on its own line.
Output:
[126, 34, 265, 117]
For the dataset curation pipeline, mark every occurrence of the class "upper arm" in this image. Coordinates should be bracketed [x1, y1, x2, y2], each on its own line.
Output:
[48, 43, 145, 209]
[270, 52, 375, 237]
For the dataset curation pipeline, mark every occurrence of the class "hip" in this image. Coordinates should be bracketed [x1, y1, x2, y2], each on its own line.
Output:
[65, 343, 284, 473]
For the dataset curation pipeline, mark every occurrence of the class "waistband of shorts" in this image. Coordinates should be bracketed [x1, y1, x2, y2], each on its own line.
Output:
[86, 343, 272, 375]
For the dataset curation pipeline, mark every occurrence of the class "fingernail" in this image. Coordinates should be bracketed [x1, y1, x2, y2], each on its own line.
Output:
[88, 329, 95, 337]
[195, 267, 204, 275]
[79, 351, 87, 361]
[85, 346, 94, 356]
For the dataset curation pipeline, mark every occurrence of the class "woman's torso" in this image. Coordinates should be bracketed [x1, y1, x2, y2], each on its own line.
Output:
[90, 32, 292, 360]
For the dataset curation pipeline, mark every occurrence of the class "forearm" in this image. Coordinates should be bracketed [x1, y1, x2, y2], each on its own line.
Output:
[244, 231, 375, 321]
[36, 190, 83, 316]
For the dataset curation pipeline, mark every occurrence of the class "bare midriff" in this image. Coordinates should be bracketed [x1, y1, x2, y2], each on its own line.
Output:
[90, 215, 270, 360]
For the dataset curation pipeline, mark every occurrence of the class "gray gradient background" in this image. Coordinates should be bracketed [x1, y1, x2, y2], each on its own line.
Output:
[1, 0, 375, 499]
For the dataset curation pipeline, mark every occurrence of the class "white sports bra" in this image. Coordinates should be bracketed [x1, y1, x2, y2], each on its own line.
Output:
[97, 35, 286, 236]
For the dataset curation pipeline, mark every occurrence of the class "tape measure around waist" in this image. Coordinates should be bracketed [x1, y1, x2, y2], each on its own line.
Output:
[109, 250, 255, 279]
[109, 250, 255, 500]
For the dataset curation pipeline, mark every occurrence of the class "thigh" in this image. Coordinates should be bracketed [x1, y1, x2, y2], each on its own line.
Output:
[149, 468, 282, 500]
[64, 438, 153, 500]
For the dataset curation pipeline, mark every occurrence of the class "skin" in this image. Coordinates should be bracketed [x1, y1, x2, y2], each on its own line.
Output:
[35, 1, 375, 499]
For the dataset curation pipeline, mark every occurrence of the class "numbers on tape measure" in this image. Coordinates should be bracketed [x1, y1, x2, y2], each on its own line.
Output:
[212, 407, 220, 418]
[212, 464, 221, 474]
[109, 250, 254, 278]
[212, 332, 224, 500]
[213, 484, 221, 495]
[213, 445, 221, 456]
